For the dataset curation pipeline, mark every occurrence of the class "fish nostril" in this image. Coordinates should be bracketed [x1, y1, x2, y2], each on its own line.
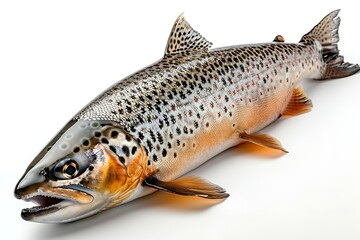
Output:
[39, 169, 47, 176]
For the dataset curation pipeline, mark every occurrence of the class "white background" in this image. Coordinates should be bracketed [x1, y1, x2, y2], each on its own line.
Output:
[1, 0, 359, 239]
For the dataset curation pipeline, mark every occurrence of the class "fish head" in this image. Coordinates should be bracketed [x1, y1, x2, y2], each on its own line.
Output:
[14, 119, 149, 223]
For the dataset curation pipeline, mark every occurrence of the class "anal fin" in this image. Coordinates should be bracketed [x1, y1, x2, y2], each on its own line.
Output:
[239, 132, 288, 153]
[282, 87, 313, 117]
[143, 176, 229, 199]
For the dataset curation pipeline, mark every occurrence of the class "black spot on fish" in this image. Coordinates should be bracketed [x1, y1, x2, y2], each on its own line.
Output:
[189, 82, 195, 90]
[170, 115, 176, 124]
[126, 106, 133, 113]
[130, 126, 136, 133]
[146, 140, 153, 152]
[138, 132, 145, 140]
[150, 130, 156, 142]
[122, 146, 130, 157]
[101, 138, 109, 144]
[109, 145, 116, 153]
[158, 119, 164, 129]
[118, 156, 125, 164]
[157, 132, 164, 144]
[164, 115, 170, 126]
[200, 76, 206, 84]
[180, 90, 189, 100]
[131, 146, 137, 155]
[162, 149, 167, 157]
[155, 105, 162, 112]
[125, 134, 131, 142]
[240, 65, 245, 72]
[111, 130, 119, 138]
[82, 139, 90, 146]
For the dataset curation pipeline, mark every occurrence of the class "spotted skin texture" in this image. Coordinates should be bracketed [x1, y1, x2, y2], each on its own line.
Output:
[15, 10, 360, 223]
[76, 41, 323, 181]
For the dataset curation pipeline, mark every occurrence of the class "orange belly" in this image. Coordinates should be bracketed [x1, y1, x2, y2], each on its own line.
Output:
[156, 85, 293, 181]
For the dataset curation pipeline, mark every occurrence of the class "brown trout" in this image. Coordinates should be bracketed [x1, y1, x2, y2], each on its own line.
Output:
[14, 10, 359, 223]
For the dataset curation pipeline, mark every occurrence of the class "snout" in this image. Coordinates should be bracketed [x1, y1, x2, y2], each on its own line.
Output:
[14, 167, 47, 199]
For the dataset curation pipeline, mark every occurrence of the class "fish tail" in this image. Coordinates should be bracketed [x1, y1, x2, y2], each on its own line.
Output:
[300, 9, 360, 79]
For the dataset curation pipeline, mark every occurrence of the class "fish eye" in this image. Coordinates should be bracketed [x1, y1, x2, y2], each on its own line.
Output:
[50, 156, 88, 180]
[62, 160, 79, 179]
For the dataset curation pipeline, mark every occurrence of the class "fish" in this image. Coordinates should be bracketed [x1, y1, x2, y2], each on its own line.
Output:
[14, 10, 359, 223]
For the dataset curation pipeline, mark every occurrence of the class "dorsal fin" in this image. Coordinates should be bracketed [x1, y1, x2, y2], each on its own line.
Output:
[165, 13, 212, 55]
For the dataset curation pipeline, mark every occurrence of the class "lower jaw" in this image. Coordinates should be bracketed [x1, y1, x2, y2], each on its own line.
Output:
[20, 198, 76, 221]
[21, 205, 60, 221]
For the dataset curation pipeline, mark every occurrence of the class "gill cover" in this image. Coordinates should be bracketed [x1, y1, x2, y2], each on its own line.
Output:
[14, 120, 148, 223]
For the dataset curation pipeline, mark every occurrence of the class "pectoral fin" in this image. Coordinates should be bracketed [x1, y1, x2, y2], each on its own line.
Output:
[240, 132, 288, 153]
[143, 176, 229, 199]
[282, 87, 313, 117]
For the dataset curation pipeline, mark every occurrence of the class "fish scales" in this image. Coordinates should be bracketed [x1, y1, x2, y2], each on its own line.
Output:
[76, 43, 322, 180]
[14, 10, 359, 223]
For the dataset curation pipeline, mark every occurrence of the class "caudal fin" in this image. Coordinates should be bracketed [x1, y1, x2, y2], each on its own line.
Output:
[300, 10, 360, 79]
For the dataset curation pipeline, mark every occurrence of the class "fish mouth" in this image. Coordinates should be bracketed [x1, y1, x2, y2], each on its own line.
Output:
[18, 185, 94, 221]
[21, 192, 74, 219]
